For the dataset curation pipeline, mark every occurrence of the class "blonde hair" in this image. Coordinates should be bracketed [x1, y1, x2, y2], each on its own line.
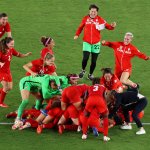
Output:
[125, 32, 134, 38]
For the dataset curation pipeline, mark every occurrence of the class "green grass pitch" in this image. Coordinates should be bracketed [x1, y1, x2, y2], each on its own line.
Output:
[0, 0, 150, 150]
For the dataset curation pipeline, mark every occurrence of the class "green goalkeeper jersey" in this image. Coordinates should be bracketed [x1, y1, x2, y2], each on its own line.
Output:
[19, 75, 60, 99]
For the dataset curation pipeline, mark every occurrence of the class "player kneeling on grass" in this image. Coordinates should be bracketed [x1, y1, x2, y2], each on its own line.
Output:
[12, 75, 60, 130]
[81, 77, 110, 142]
[108, 89, 147, 135]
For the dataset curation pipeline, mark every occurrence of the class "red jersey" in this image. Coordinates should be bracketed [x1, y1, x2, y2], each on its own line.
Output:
[40, 47, 53, 59]
[0, 22, 11, 38]
[88, 84, 105, 97]
[103, 42, 148, 71]
[75, 15, 114, 44]
[26, 58, 56, 76]
[100, 74, 123, 91]
[0, 48, 20, 73]
[62, 84, 89, 104]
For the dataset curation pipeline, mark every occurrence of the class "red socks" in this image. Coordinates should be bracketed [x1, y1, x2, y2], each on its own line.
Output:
[0, 90, 7, 104]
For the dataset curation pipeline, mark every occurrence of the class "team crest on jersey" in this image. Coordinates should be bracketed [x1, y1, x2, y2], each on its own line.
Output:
[117, 46, 123, 52]
[125, 48, 131, 54]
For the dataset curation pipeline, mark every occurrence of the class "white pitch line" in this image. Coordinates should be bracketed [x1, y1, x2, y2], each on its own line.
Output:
[0, 122, 14, 125]
[0, 122, 150, 125]
[131, 123, 150, 125]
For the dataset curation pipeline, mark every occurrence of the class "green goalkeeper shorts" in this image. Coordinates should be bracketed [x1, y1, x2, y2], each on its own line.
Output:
[19, 78, 39, 93]
[83, 42, 101, 53]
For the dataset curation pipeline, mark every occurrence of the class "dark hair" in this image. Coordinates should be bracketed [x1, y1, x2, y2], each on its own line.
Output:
[89, 4, 99, 11]
[41, 36, 52, 47]
[49, 80, 57, 87]
[92, 77, 100, 85]
[0, 37, 13, 53]
[101, 68, 113, 76]
[45, 53, 54, 60]
[0, 13, 8, 18]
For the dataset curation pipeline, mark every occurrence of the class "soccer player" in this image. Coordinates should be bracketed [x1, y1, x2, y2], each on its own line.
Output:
[12, 75, 61, 130]
[102, 32, 150, 88]
[23, 52, 57, 76]
[61, 84, 89, 111]
[108, 90, 147, 135]
[0, 37, 31, 107]
[81, 77, 110, 141]
[0, 13, 11, 38]
[74, 4, 116, 80]
[40, 36, 55, 59]
[100, 68, 123, 93]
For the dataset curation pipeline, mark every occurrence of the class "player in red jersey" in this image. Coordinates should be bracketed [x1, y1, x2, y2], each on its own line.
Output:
[102, 32, 150, 88]
[23, 52, 57, 77]
[0, 13, 11, 38]
[81, 77, 110, 141]
[61, 84, 89, 111]
[0, 37, 31, 107]
[57, 105, 80, 134]
[40, 36, 55, 59]
[74, 4, 116, 80]
[100, 68, 123, 93]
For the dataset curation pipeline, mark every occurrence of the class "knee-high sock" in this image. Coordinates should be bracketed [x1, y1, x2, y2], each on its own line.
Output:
[17, 99, 29, 119]
[103, 118, 109, 136]
[0, 90, 7, 104]
[81, 116, 89, 134]
[35, 100, 42, 110]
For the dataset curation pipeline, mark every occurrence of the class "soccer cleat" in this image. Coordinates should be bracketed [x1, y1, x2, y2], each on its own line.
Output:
[103, 136, 110, 142]
[120, 123, 132, 130]
[82, 134, 87, 140]
[136, 128, 146, 135]
[92, 127, 99, 137]
[37, 125, 43, 134]
[19, 122, 31, 130]
[87, 74, 94, 80]
[79, 70, 86, 78]
[58, 125, 64, 134]
[77, 125, 82, 132]
[12, 119, 23, 130]
[0, 103, 9, 108]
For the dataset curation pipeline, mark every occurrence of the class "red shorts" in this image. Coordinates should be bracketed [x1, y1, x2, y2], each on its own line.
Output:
[48, 107, 63, 118]
[61, 87, 81, 104]
[115, 68, 132, 79]
[85, 95, 107, 114]
[63, 105, 79, 119]
[0, 72, 12, 82]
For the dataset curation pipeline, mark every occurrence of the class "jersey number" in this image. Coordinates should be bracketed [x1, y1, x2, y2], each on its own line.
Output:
[93, 85, 99, 91]
[94, 45, 100, 50]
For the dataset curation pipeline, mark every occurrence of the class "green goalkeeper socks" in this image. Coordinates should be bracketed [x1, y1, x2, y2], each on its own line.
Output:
[17, 99, 29, 119]
[35, 100, 42, 110]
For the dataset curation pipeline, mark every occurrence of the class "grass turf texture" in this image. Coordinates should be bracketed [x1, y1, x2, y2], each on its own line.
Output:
[0, 0, 150, 149]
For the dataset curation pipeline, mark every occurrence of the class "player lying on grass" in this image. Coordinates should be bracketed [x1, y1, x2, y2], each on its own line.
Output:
[12, 74, 79, 130]
[107, 89, 147, 135]
[18, 96, 62, 132]
[102, 32, 150, 88]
